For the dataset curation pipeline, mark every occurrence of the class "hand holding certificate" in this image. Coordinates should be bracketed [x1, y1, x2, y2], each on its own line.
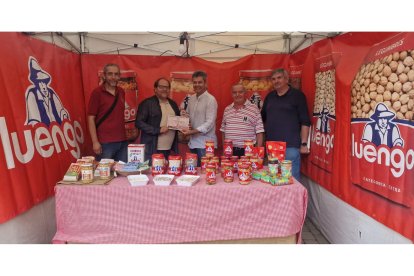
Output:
[167, 115, 190, 131]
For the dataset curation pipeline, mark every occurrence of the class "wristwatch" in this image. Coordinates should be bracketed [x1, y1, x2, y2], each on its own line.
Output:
[301, 142, 307, 147]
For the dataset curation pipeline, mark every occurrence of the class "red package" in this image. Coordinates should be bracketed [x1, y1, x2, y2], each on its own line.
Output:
[266, 141, 286, 161]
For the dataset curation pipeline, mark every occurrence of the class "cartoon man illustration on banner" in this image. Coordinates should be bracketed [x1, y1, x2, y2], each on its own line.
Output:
[25, 56, 69, 127]
[180, 93, 190, 111]
[249, 91, 263, 110]
[362, 103, 404, 148]
[316, 106, 330, 134]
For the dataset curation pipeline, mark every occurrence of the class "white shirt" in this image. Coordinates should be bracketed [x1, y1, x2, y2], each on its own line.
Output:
[186, 90, 218, 149]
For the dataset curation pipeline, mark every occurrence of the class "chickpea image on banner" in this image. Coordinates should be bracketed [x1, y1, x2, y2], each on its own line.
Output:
[309, 54, 341, 175]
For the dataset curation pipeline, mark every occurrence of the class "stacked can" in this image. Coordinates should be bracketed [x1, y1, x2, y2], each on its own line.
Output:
[223, 139, 233, 157]
[211, 156, 220, 173]
[206, 163, 216, 184]
[220, 155, 230, 175]
[200, 156, 210, 174]
[244, 140, 254, 157]
[221, 160, 234, 183]
[238, 163, 252, 185]
[231, 156, 239, 173]
[205, 140, 215, 157]
[249, 156, 260, 172]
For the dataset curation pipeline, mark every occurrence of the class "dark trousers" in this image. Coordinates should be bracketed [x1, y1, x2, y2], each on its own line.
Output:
[157, 149, 172, 160]
[232, 147, 245, 157]
[190, 148, 206, 167]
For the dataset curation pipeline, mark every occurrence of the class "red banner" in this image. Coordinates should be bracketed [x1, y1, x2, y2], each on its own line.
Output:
[309, 53, 341, 182]
[350, 33, 414, 207]
[299, 32, 414, 241]
[0, 33, 87, 222]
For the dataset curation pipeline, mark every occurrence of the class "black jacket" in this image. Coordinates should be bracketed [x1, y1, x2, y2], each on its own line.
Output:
[135, 95, 180, 163]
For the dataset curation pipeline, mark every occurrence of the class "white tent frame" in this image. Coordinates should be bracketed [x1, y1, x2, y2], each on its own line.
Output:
[25, 31, 340, 62]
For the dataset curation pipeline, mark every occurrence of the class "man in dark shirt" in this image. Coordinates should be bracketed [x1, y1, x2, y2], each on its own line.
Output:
[135, 78, 180, 164]
[261, 68, 311, 181]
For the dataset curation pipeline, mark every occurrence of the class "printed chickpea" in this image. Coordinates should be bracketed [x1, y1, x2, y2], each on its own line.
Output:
[314, 69, 336, 114]
[351, 48, 414, 122]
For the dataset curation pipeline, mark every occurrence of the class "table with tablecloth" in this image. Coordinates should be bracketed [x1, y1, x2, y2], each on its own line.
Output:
[53, 173, 308, 244]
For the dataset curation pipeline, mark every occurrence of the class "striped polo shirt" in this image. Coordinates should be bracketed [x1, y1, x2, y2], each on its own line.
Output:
[220, 100, 264, 148]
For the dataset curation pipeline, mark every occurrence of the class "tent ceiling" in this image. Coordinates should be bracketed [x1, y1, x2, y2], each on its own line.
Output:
[26, 31, 340, 62]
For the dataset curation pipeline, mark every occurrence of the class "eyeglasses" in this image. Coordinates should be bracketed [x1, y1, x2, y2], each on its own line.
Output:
[157, 85, 170, 90]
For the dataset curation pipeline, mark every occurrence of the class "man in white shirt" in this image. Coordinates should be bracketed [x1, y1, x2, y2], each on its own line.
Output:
[181, 71, 218, 166]
[221, 84, 264, 157]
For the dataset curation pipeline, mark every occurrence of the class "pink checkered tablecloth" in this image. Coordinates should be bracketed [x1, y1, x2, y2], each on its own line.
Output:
[53, 173, 307, 244]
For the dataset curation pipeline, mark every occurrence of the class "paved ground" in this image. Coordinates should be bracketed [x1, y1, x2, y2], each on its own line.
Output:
[302, 217, 330, 244]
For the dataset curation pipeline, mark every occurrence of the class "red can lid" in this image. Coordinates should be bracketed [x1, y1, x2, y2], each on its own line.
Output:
[169, 155, 182, 160]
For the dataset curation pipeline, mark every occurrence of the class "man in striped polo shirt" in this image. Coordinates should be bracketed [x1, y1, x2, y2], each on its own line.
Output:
[220, 84, 264, 157]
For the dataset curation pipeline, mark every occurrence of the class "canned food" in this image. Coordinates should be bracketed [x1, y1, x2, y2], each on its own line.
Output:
[185, 153, 198, 175]
[99, 161, 111, 180]
[281, 160, 292, 178]
[231, 156, 239, 173]
[200, 156, 210, 174]
[240, 155, 250, 161]
[205, 140, 215, 157]
[238, 163, 252, 185]
[223, 139, 233, 157]
[249, 156, 260, 172]
[152, 154, 166, 176]
[220, 156, 229, 174]
[81, 163, 94, 183]
[221, 161, 234, 183]
[168, 155, 182, 176]
[82, 156, 95, 163]
[211, 156, 219, 173]
[206, 163, 216, 184]
[244, 140, 254, 157]
[268, 158, 279, 176]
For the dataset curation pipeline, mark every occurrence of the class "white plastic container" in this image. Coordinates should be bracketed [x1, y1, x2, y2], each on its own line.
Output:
[153, 174, 174, 186]
[127, 174, 149, 186]
[176, 175, 200, 187]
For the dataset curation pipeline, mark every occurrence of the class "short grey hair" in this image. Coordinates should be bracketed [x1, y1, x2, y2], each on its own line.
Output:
[103, 63, 120, 74]
[271, 68, 289, 79]
[232, 83, 246, 92]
